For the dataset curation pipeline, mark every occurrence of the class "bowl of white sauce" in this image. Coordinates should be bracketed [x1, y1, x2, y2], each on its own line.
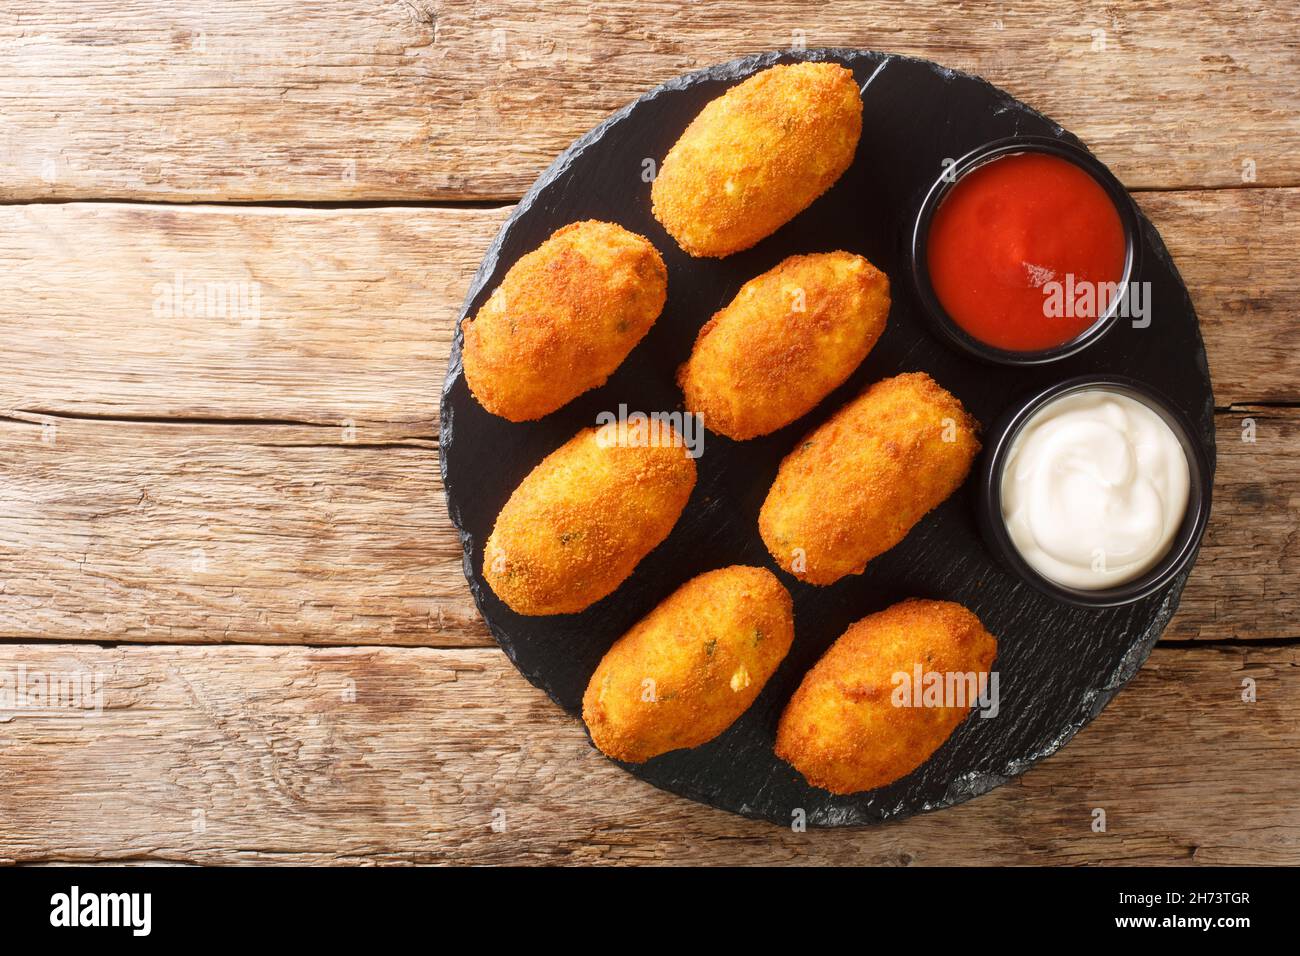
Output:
[977, 376, 1212, 607]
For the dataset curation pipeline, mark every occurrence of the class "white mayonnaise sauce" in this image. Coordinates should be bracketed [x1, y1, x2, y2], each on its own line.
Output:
[1000, 389, 1190, 589]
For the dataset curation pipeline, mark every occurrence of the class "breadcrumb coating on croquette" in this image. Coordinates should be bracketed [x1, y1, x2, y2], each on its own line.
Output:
[651, 62, 863, 258]
[582, 566, 795, 763]
[461, 220, 667, 422]
[759, 372, 981, 585]
[679, 251, 890, 439]
[775, 599, 998, 794]
[484, 426, 696, 616]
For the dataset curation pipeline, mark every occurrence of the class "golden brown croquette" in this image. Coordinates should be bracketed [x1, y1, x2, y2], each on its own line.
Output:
[775, 599, 998, 794]
[462, 220, 667, 422]
[678, 251, 889, 440]
[583, 566, 794, 762]
[759, 372, 980, 585]
[651, 62, 863, 258]
[484, 426, 696, 615]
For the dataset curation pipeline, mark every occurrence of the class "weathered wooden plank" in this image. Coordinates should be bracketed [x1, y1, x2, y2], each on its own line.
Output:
[1136, 189, 1298, 407]
[0, 642, 1293, 865]
[0, 416, 481, 645]
[0, 203, 510, 432]
[1, 406, 1293, 646]
[0, 192, 1294, 432]
[0, 1, 1295, 201]
[0, 189, 1293, 647]
[1168, 407, 1300, 640]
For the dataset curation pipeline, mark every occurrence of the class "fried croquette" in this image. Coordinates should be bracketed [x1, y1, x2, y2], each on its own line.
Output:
[759, 372, 980, 585]
[583, 566, 794, 762]
[651, 62, 863, 257]
[775, 599, 998, 794]
[678, 251, 890, 439]
[484, 426, 696, 615]
[461, 220, 668, 421]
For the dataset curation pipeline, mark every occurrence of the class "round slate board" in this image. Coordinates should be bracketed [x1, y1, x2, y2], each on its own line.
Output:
[440, 49, 1216, 826]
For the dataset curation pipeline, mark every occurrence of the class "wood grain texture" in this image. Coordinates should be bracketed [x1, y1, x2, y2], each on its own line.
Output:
[1169, 407, 1300, 640]
[0, 416, 480, 645]
[0, 191, 1294, 424]
[2, 407, 1294, 647]
[0, 1, 1296, 201]
[0, 191, 1294, 647]
[0, 194, 1295, 646]
[1138, 189, 1298, 406]
[0, 203, 510, 431]
[0, 642, 1294, 865]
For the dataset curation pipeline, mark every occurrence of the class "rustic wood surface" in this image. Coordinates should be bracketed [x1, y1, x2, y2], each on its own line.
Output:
[0, 1, 1296, 865]
[1, 643, 1295, 865]
[0, 407, 1295, 647]
[0, 1, 1296, 199]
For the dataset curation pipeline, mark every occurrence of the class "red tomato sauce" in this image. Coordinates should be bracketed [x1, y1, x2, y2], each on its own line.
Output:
[925, 151, 1127, 352]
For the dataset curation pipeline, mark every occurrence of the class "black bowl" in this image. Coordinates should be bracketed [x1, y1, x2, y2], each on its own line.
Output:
[911, 135, 1142, 365]
[976, 375, 1212, 607]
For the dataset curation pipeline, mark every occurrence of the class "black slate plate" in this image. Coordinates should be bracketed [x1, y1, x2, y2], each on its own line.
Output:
[439, 49, 1216, 827]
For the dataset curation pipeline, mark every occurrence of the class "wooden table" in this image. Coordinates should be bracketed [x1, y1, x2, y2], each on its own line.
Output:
[0, 1, 1296, 866]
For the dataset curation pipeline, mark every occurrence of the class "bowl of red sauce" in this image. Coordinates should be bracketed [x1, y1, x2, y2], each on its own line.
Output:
[911, 136, 1140, 364]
